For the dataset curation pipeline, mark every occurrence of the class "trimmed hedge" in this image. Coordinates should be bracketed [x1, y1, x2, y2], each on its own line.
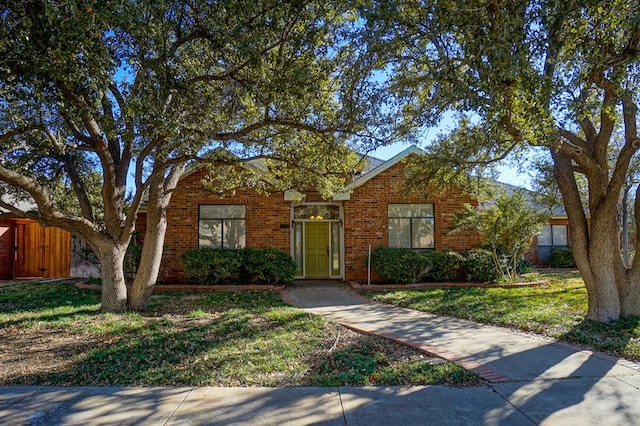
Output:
[461, 249, 498, 283]
[242, 247, 297, 284]
[548, 246, 576, 268]
[369, 247, 430, 284]
[180, 248, 243, 285]
[424, 250, 464, 282]
[370, 247, 504, 284]
[180, 247, 296, 285]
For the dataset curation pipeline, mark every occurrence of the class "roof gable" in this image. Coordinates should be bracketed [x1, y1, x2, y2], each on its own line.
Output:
[333, 145, 424, 200]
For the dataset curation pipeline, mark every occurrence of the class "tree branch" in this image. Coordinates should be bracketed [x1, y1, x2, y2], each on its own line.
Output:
[135, 136, 165, 189]
[0, 166, 99, 240]
[60, 110, 93, 145]
[0, 125, 43, 142]
[0, 200, 39, 221]
[62, 152, 96, 222]
[108, 84, 134, 167]
[590, 71, 617, 166]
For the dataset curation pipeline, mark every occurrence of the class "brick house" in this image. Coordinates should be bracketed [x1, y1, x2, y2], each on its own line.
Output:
[137, 146, 490, 283]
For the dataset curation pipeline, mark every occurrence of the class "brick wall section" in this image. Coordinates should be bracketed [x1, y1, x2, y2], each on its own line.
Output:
[0, 221, 15, 279]
[343, 163, 482, 281]
[139, 162, 483, 282]
[140, 167, 291, 282]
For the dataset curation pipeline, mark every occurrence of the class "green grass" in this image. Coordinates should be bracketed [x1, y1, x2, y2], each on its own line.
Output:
[0, 282, 481, 387]
[308, 338, 478, 387]
[367, 272, 640, 361]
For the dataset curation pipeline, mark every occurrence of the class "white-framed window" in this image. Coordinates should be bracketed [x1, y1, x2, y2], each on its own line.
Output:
[388, 204, 435, 249]
[538, 224, 568, 261]
[198, 205, 246, 249]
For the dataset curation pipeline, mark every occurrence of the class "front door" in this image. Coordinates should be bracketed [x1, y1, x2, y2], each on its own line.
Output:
[305, 222, 330, 278]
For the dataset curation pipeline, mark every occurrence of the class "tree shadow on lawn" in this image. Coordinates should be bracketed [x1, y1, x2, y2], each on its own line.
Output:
[5, 302, 331, 387]
[560, 316, 640, 360]
[0, 282, 100, 322]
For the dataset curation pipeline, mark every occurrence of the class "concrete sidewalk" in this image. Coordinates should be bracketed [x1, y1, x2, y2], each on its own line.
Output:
[284, 285, 640, 425]
[0, 385, 532, 425]
[2, 285, 640, 425]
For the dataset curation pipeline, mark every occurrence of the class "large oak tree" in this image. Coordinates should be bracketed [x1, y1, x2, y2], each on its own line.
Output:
[0, 0, 375, 312]
[359, 0, 640, 322]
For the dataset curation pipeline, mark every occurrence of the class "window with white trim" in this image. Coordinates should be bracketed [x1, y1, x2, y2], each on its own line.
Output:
[198, 205, 246, 249]
[537, 224, 568, 261]
[388, 204, 435, 249]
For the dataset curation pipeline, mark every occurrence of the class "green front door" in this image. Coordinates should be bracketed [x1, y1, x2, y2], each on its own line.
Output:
[305, 222, 330, 278]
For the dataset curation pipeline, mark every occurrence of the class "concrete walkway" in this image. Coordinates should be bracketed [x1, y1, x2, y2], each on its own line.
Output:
[284, 285, 640, 425]
[1, 284, 640, 425]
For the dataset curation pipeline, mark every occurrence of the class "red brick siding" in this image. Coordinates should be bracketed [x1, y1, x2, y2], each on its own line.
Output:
[343, 163, 482, 281]
[150, 168, 291, 282]
[145, 162, 483, 282]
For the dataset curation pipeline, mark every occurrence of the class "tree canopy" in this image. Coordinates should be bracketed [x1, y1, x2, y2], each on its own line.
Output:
[358, 0, 640, 322]
[0, 0, 377, 311]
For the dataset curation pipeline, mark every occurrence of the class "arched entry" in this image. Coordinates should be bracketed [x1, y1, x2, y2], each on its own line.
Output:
[291, 203, 343, 279]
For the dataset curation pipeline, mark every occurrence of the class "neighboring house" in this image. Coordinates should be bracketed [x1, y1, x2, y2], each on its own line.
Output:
[530, 218, 572, 264]
[0, 199, 99, 280]
[488, 181, 572, 265]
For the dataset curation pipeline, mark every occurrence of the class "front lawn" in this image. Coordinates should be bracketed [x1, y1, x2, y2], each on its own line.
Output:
[367, 272, 640, 361]
[0, 282, 480, 387]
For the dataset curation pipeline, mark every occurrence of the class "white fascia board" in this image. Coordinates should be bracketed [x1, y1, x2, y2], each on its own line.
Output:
[332, 192, 351, 201]
[339, 145, 424, 195]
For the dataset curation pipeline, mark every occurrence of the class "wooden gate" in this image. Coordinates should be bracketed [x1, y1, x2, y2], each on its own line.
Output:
[14, 220, 71, 278]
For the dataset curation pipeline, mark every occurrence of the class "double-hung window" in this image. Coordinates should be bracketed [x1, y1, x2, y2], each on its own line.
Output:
[198, 205, 246, 249]
[388, 204, 435, 250]
[537, 224, 568, 261]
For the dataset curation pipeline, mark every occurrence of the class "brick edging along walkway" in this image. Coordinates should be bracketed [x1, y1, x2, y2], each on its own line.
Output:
[75, 280, 546, 293]
[75, 283, 285, 292]
[338, 322, 514, 384]
[348, 280, 547, 291]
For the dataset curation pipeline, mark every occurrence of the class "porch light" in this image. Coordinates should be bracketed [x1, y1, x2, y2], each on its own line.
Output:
[310, 215, 315, 220]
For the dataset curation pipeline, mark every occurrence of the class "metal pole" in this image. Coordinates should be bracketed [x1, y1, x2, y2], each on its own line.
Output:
[367, 244, 371, 286]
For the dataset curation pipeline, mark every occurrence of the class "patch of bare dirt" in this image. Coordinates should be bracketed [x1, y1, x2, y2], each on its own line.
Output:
[0, 327, 98, 384]
[0, 318, 437, 386]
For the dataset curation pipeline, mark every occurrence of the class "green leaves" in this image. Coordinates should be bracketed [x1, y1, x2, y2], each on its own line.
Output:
[1, 0, 384, 312]
[452, 190, 550, 280]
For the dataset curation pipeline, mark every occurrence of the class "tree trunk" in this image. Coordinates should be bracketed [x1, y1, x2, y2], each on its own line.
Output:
[581, 213, 622, 322]
[127, 163, 185, 311]
[127, 201, 168, 311]
[552, 150, 623, 322]
[618, 271, 640, 317]
[581, 261, 621, 323]
[95, 242, 129, 313]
